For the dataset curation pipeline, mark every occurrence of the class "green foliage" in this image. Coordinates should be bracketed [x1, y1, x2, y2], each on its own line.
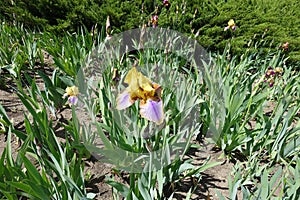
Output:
[217, 156, 300, 199]
[0, 98, 89, 199]
[0, 22, 43, 78]
[0, 0, 100, 33]
[0, 4, 299, 199]
[0, 104, 12, 134]
[201, 39, 300, 162]
[78, 45, 218, 198]
[1, 0, 300, 62]
[211, 0, 300, 64]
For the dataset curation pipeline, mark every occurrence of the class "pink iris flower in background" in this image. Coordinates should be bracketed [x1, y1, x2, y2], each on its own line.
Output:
[163, 0, 171, 9]
[151, 15, 159, 28]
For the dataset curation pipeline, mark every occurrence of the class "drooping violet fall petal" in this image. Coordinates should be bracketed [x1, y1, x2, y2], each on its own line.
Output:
[68, 96, 78, 105]
[140, 99, 164, 125]
[116, 90, 134, 110]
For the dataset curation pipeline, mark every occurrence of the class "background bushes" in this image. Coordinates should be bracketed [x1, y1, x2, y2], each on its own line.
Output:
[1, 0, 299, 63]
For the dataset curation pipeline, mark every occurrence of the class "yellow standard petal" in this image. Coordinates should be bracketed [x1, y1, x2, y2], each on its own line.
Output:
[65, 86, 79, 96]
[125, 67, 156, 101]
[228, 19, 235, 28]
[274, 67, 283, 74]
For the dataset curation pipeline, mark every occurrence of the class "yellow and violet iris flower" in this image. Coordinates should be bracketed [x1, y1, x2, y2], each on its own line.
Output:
[116, 67, 164, 125]
[224, 19, 237, 31]
[63, 86, 79, 105]
[264, 66, 283, 87]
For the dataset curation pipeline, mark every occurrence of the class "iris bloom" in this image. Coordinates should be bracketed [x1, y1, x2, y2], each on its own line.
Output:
[63, 86, 79, 105]
[274, 67, 283, 74]
[224, 19, 237, 31]
[264, 66, 283, 87]
[163, 0, 169, 5]
[163, 0, 171, 9]
[116, 67, 164, 125]
[265, 67, 275, 78]
[281, 42, 289, 51]
[151, 15, 159, 28]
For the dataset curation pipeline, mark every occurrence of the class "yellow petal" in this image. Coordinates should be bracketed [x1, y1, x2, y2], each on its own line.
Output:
[125, 67, 155, 100]
[228, 19, 235, 27]
[274, 67, 283, 73]
[65, 86, 79, 96]
[124, 67, 138, 85]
